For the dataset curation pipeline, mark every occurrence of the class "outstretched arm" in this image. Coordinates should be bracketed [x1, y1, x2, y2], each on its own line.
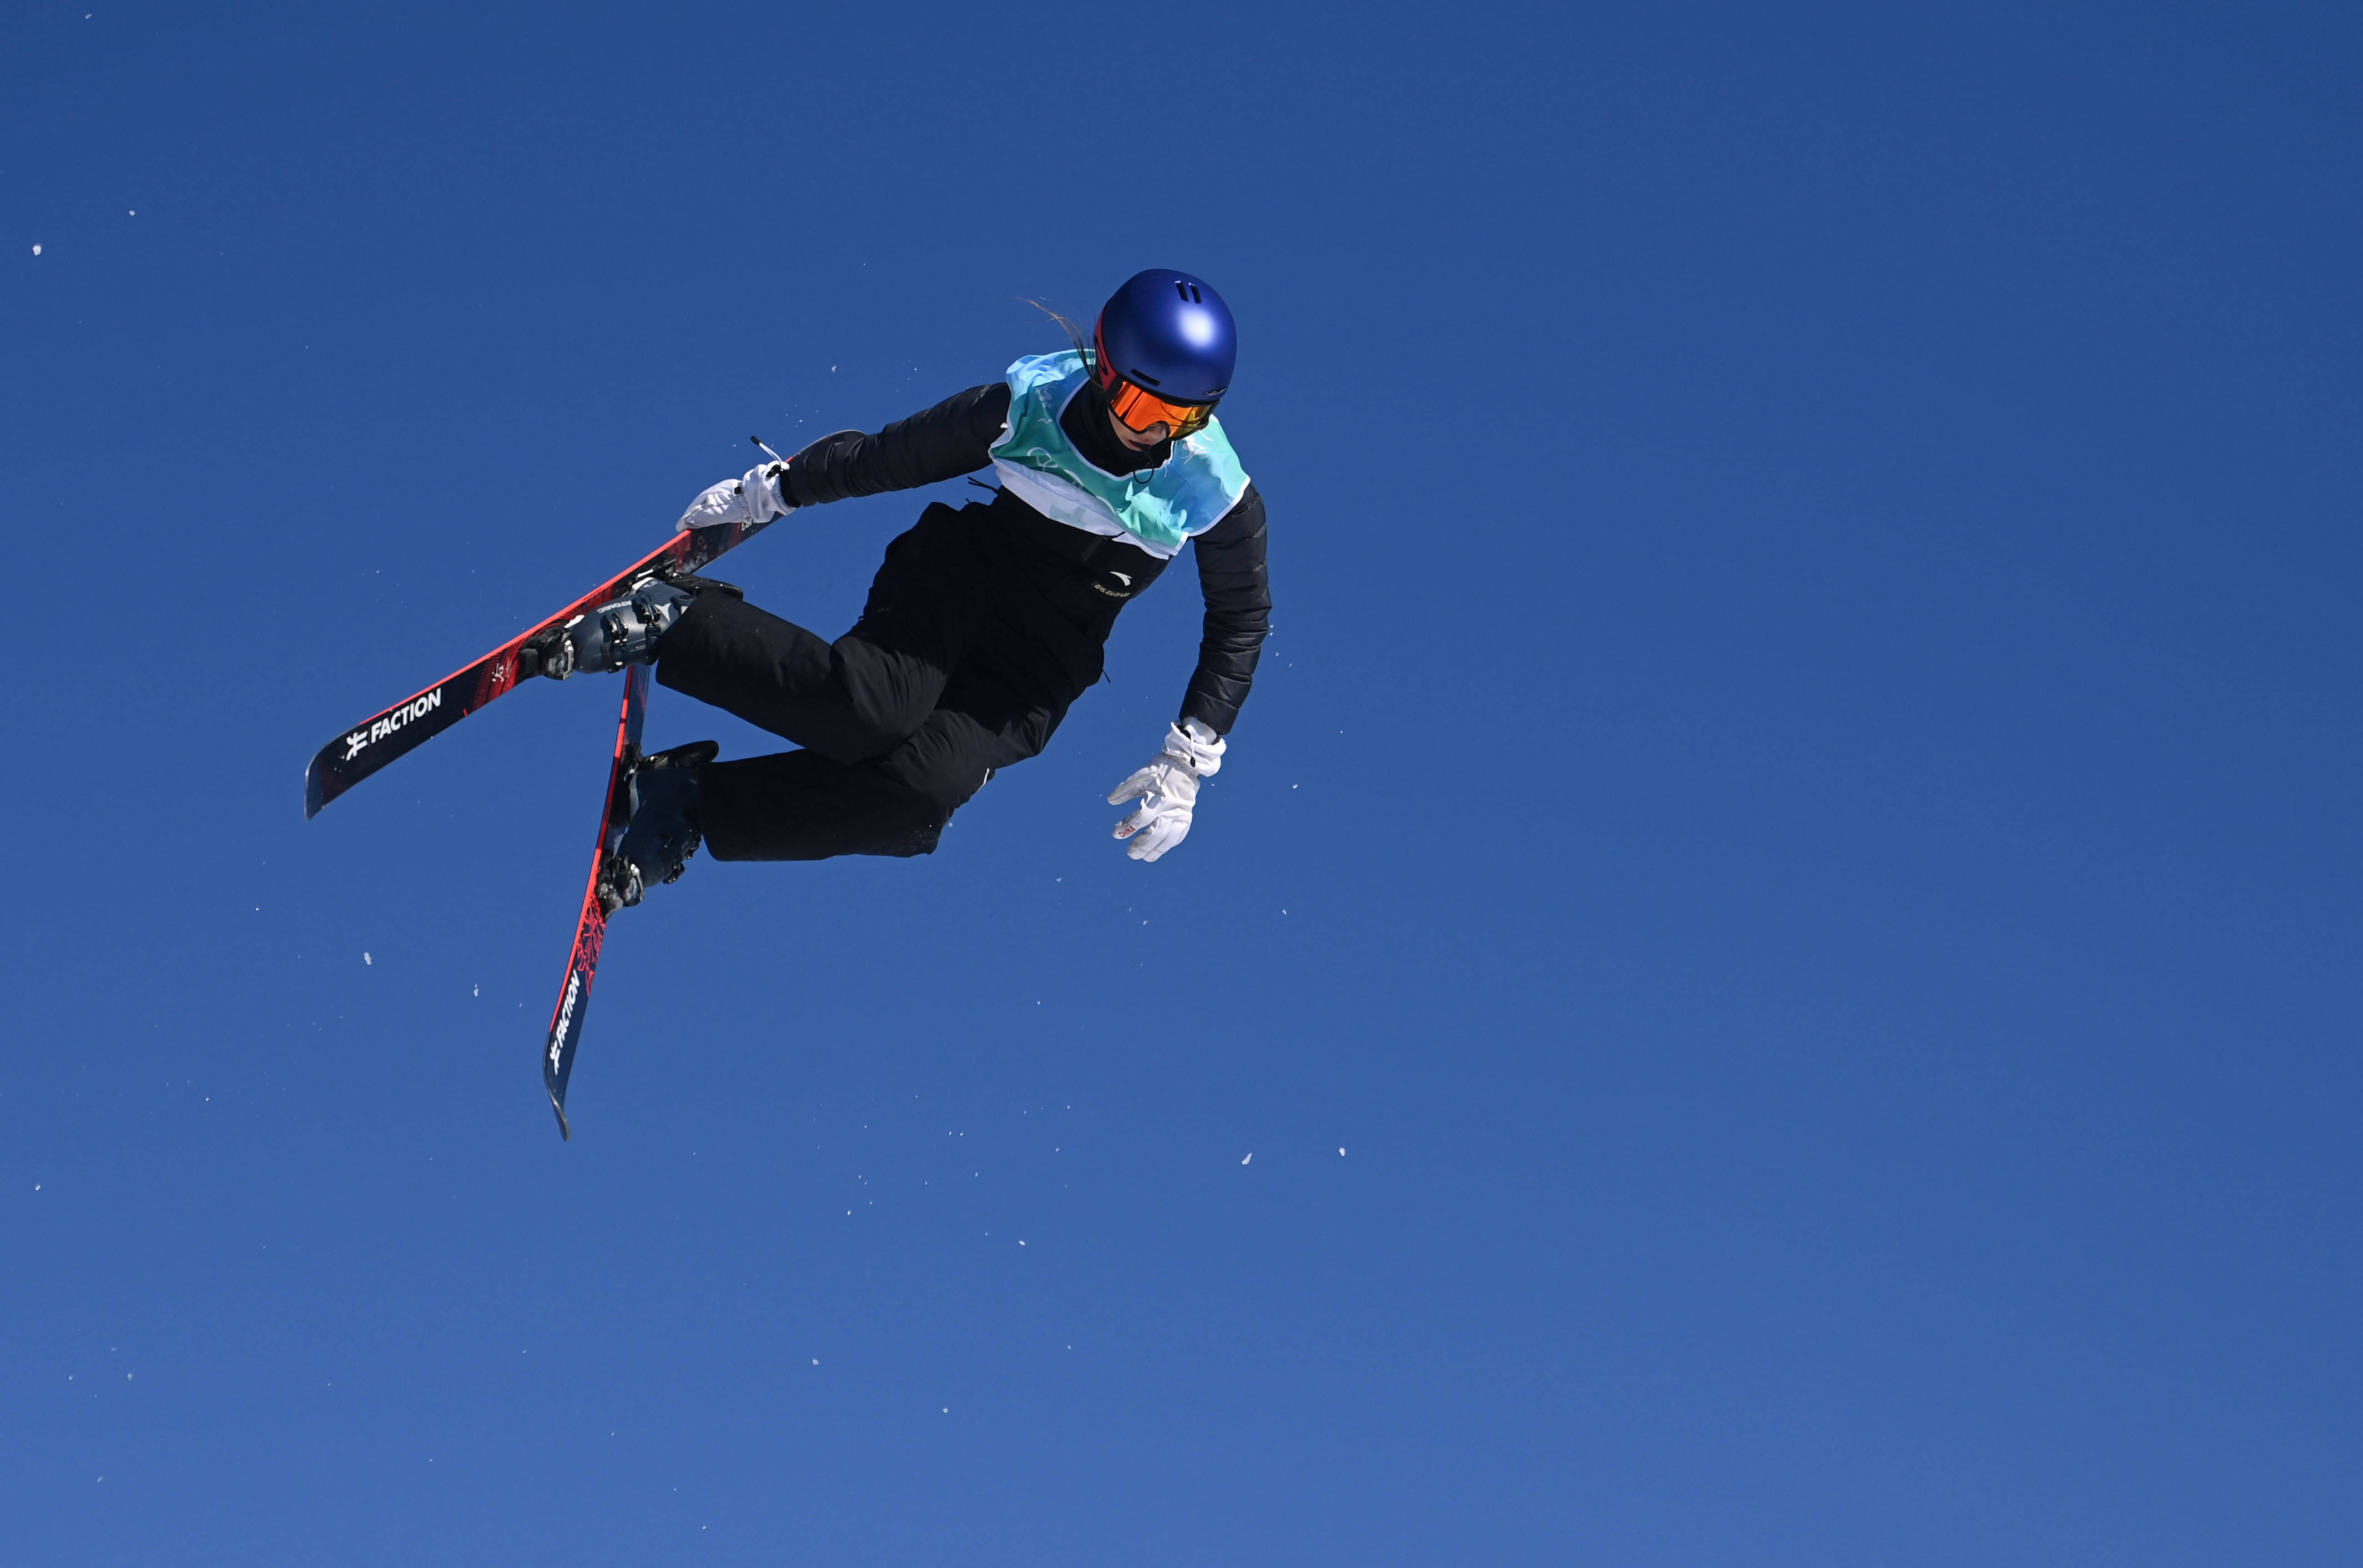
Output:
[1178, 482, 1271, 737]
[1107, 495, 1268, 864]
[783, 383, 1014, 507]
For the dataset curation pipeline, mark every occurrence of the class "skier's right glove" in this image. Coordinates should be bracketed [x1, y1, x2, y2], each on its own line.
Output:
[676, 463, 794, 533]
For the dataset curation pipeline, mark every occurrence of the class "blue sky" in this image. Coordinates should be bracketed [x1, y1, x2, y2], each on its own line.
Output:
[3, 2, 2359, 1561]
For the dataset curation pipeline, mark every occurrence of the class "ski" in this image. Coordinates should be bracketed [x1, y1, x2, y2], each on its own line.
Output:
[542, 662, 652, 1140]
[303, 508, 777, 820]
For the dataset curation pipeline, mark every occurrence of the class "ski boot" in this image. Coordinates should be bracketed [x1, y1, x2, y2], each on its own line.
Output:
[526, 575, 739, 681]
[599, 740, 719, 914]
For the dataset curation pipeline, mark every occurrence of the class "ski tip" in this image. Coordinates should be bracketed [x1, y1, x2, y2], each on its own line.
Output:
[303, 754, 325, 820]
[550, 1096, 572, 1141]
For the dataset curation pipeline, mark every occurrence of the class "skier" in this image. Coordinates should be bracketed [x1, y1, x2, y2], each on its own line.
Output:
[543, 269, 1271, 904]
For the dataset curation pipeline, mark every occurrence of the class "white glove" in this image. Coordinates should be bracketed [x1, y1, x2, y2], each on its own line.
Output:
[1108, 719, 1225, 862]
[676, 463, 794, 533]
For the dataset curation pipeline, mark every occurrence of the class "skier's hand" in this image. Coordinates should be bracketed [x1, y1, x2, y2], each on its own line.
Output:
[1108, 720, 1224, 863]
[676, 463, 795, 533]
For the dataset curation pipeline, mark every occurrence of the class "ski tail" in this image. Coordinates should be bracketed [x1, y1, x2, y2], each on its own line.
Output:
[541, 663, 652, 1139]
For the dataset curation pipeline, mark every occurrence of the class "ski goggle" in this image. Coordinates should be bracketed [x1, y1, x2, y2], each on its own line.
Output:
[1092, 320, 1218, 438]
[1105, 377, 1218, 440]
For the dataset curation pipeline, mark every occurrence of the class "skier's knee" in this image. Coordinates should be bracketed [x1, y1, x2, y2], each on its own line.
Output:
[864, 707, 1004, 818]
[878, 746, 993, 822]
[801, 706, 925, 768]
[822, 648, 943, 763]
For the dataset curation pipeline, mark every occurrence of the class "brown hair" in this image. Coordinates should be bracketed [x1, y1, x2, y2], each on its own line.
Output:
[1019, 298, 1095, 369]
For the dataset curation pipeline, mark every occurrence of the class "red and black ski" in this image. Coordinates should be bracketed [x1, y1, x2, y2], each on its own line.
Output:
[542, 662, 652, 1140]
[302, 510, 778, 819]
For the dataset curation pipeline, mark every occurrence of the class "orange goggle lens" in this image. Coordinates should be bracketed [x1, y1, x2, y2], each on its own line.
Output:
[1105, 377, 1217, 440]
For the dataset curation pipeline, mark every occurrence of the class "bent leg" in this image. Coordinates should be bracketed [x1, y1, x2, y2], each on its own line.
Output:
[698, 666, 1081, 863]
[873, 662, 1075, 815]
[697, 749, 950, 861]
[656, 503, 988, 764]
[657, 594, 949, 764]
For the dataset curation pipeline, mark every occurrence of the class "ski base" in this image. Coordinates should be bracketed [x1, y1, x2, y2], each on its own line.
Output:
[542, 663, 652, 1139]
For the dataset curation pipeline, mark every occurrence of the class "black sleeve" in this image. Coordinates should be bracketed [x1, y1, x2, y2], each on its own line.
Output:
[782, 382, 1012, 507]
[1178, 481, 1271, 737]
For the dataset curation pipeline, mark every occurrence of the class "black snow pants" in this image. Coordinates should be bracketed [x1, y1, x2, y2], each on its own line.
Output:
[654, 501, 1109, 861]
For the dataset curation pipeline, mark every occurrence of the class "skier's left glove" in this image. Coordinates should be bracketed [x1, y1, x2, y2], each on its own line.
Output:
[1108, 719, 1224, 863]
[676, 463, 794, 533]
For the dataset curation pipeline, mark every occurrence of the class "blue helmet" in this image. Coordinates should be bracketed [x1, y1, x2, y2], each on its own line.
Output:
[1091, 269, 1237, 406]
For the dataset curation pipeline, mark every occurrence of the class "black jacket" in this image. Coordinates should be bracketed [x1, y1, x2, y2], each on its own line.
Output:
[781, 380, 1271, 736]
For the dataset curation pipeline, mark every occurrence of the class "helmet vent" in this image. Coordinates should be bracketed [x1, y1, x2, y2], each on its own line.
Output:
[1129, 367, 1162, 386]
[1176, 280, 1203, 304]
